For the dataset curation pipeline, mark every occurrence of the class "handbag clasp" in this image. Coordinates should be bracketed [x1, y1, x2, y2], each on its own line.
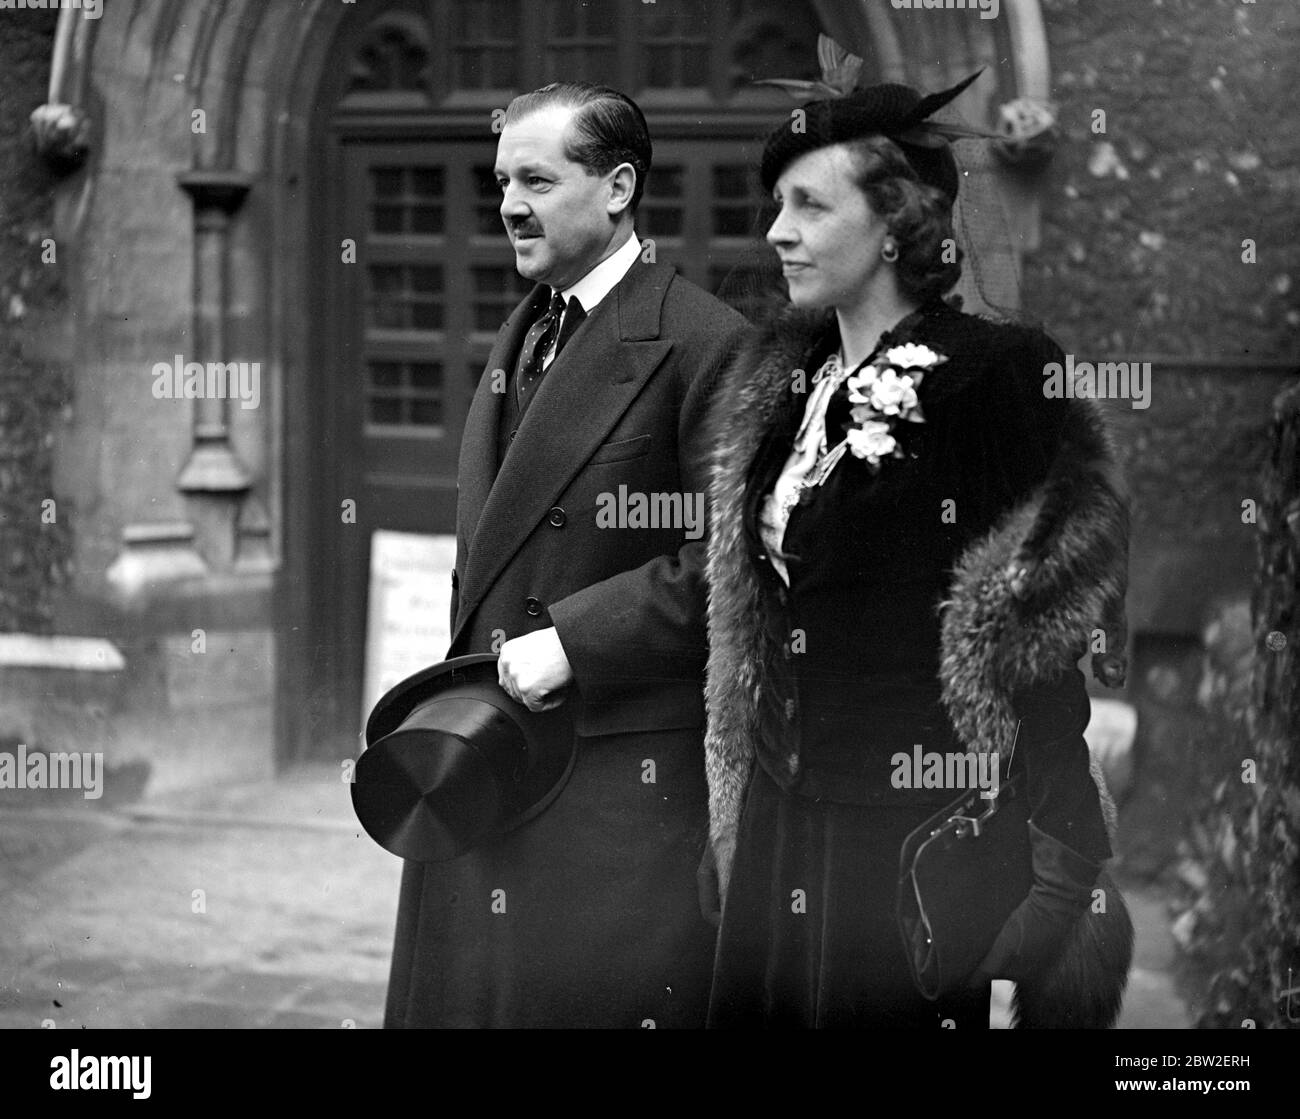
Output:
[948, 726, 1021, 839]
[949, 792, 999, 839]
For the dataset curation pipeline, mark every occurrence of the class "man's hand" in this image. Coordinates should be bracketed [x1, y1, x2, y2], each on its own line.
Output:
[498, 627, 573, 712]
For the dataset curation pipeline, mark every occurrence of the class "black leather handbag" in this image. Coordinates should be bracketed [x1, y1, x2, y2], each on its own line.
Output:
[896, 765, 1034, 1000]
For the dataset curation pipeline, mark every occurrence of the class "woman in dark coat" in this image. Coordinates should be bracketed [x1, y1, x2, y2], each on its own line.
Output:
[702, 76, 1134, 1029]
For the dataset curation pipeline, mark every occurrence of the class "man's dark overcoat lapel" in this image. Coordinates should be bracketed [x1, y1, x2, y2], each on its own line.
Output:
[452, 257, 674, 644]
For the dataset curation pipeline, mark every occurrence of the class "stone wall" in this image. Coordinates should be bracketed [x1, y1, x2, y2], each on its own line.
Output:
[2, 8, 275, 795]
[1099, 367, 1293, 638]
[1024, 0, 1298, 645]
[1020, 6, 1297, 884]
[0, 10, 69, 634]
[1027, 0, 1298, 361]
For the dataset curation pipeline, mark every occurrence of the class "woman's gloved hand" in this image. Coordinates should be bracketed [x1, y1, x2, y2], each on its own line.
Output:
[968, 820, 1102, 986]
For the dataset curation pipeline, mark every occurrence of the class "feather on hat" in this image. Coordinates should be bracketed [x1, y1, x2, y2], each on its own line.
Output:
[758, 35, 997, 200]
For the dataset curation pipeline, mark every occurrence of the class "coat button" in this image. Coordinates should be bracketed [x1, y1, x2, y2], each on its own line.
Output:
[787, 752, 800, 774]
[524, 596, 542, 617]
[548, 506, 566, 528]
[509, 429, 518, 442]
[784, 698, 796, 721]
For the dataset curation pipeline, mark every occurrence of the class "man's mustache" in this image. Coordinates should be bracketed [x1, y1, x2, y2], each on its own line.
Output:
[509, 220, 543, 237]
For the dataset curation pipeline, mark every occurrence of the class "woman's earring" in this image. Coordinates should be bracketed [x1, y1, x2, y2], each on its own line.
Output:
[881, 241, 899, 263]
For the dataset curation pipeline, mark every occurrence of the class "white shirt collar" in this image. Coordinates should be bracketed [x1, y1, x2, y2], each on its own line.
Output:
[557, 230, 641, 312]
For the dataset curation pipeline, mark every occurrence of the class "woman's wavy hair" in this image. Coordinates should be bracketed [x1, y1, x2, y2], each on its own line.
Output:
[842, 135, 963, 304]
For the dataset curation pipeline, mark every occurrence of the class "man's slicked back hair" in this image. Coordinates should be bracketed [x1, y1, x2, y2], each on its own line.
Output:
[504, 82, 652, 213]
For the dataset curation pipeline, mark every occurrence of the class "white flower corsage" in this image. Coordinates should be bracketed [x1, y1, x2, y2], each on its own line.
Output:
[840, 343, 944, 469]
[794, 341, 946, 497]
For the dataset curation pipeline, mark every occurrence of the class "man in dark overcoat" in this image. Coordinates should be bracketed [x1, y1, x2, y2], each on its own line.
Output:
[383, 81, 750, 1028]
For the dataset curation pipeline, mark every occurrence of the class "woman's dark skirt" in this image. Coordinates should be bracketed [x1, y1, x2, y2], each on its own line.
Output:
[707, 764, 991, 1029]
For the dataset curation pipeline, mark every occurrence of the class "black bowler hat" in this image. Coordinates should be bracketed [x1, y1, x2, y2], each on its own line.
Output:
[352, 653, 576, 862]
[759, 71, 990, 202]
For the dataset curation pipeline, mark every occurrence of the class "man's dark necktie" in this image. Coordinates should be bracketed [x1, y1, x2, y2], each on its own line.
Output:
[516, 291, 585, 410]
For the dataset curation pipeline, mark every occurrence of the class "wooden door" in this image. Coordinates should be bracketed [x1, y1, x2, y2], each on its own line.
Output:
[289, 0, 821, 761]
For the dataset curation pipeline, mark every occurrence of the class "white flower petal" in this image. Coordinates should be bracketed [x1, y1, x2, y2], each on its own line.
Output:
[883, 343, 942, 369]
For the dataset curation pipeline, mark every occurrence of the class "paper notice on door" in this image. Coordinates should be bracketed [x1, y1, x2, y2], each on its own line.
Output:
[361, 530, 457, 733]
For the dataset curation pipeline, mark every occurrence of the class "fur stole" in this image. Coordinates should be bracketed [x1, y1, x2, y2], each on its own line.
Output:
[703, 304, 1134, 1028]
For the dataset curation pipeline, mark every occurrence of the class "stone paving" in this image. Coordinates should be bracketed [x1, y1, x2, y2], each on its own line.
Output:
[0, 766, 399, 1029]
[0, 763, 1190, 1029]
[1113, 883, 1192, 1029]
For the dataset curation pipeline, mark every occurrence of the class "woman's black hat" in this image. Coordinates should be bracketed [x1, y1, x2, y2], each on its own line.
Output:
[759, 71, 988, 201]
